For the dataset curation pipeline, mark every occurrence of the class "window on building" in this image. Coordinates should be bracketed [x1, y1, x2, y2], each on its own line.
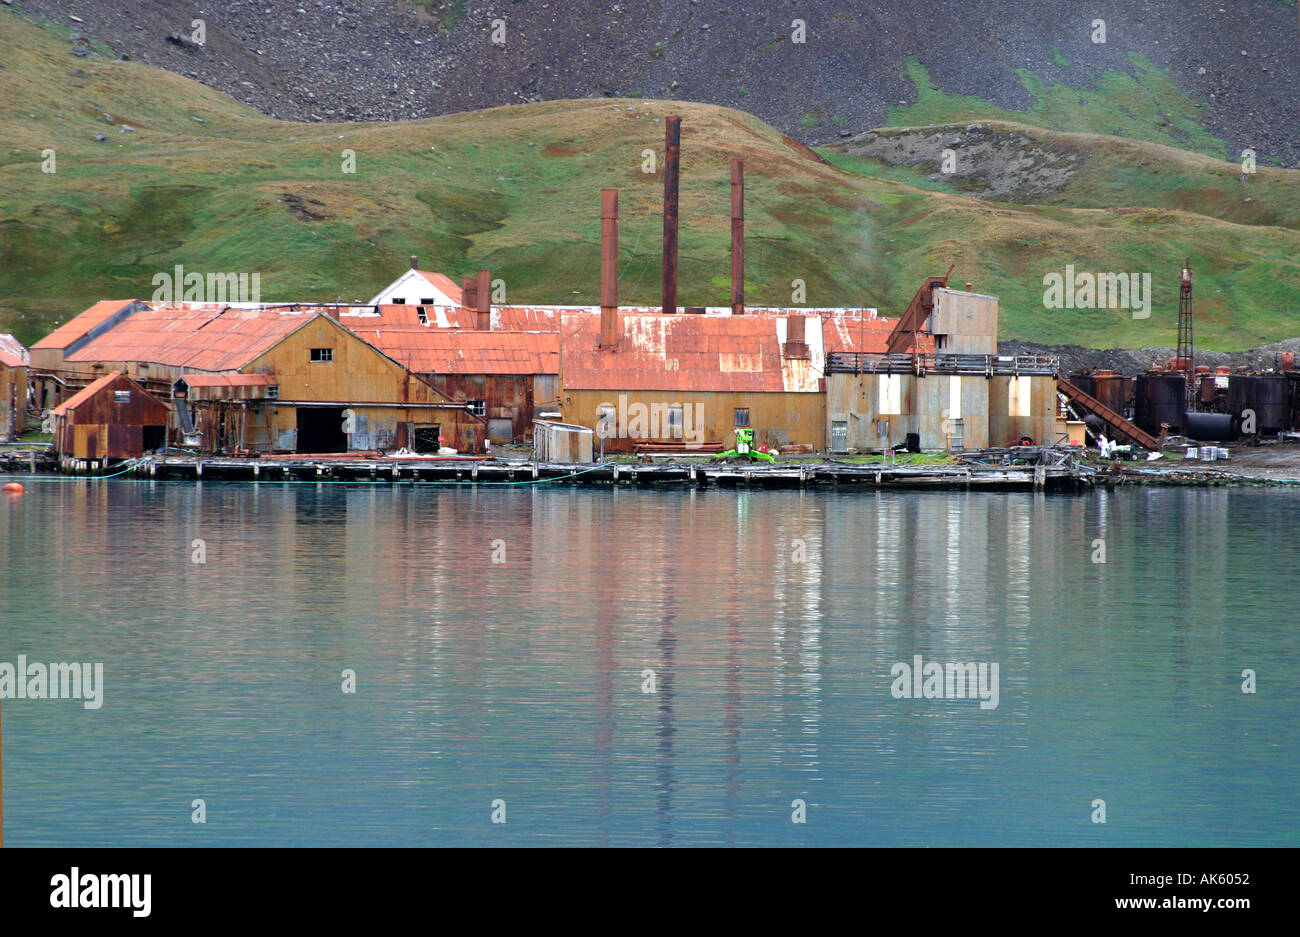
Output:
[416, 306, 429, 325]
[310, 348, 333, 362]
[667, 405, 683, 439]
[467, 399, 486, 417]
[420, 297, 435, 304]
[734, 408, 750, 427]
[392, 298, 405, 304]
[113, 390, 131, 404]
[266, 385, 280, 400]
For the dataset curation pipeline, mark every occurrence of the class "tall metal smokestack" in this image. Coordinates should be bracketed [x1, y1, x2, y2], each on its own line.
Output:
[730, 158, 744, 316]
[662, 115, 681, 315]
[600, 189, 619, 349]
[475, 268, 491, 330]
[461, 276, 477, 323]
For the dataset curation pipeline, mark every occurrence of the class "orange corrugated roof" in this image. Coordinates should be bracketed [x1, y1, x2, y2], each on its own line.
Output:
[340, 303, 468, 329]
[0, 350, 26, 369]
[50, 371, 126, 416]
[415, 271, 463, 304]
[180, 373, 277, 387]
[822, 314, 932, 353]
[65, 305, 317, 371]
[32, 300, 139, 350]
[363, 328, 559, 374]
[491, 306, 572, 331]
[563, 313, 836, 393]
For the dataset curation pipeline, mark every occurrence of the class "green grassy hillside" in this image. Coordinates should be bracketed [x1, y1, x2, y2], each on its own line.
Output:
[2, 6, 1298, 351]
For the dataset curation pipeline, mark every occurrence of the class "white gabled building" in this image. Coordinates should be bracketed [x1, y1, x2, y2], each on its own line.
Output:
[368, 256, 463, 307]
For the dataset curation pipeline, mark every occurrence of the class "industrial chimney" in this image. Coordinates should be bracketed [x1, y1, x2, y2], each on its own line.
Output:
[662, 115, 681, 315]
[600, 189, 619, 349]
[475, 268, 491, 330]
[410, 255, 418, 270]
[731, 158, 744, 316]
[784, 314, 809, 359]
[461, 276, 477, 322]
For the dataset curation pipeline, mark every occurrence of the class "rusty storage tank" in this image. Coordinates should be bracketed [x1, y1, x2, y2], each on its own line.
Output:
[1225, 375, 1289, 432]
[1067, 371, 1095, 399]
[1255, 375, 1290, 432]
[1092, 370, 1129, 416]
[1289, 374, 1300, 430]
[1135, 373, 1185, 435]
[1227, 375, 1254, 423]
[1226, 375, 1286, 431]
[1183, 411, 1234, 441]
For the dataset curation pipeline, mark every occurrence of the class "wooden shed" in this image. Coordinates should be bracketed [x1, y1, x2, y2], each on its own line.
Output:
[0, 337, 29, 442]
[51, 371, 169, 460]
[533, 419, 594, 463]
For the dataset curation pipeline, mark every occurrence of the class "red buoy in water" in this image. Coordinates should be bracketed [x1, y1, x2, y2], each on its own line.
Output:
[2, 482, 24, 494]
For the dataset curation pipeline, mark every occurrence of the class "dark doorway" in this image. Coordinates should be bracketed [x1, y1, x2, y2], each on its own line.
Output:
[142, 425, 166, 452]
[412, 423, 442, 454]
[296, 407, 347, 453]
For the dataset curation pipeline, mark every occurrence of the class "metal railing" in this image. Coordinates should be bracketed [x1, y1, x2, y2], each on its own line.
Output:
[825, 352, 1060, 376]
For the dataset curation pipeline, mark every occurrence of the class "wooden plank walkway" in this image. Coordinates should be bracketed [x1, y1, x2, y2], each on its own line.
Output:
[92, 454, 1094, 491]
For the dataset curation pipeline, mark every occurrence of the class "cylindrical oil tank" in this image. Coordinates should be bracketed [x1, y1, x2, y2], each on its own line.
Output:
[1092, 371, 1129, 416]
[1068, 371, 1095, 399]
[1227, 374, 1254, 423]
[1227, 375, 1287, 432]
[1255, 375, 1290, 432]
[1135, 374, 1185, 435]
[1183, 411, 1234, 441]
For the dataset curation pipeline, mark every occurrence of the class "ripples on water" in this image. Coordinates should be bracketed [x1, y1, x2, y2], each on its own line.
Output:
[1, 479, 1296, 846]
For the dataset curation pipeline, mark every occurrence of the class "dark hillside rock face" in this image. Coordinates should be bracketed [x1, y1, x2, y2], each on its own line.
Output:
[17, 0, 1300, 166]
[836, 125, 1086, 202]
[1000, 339, 1300, 378]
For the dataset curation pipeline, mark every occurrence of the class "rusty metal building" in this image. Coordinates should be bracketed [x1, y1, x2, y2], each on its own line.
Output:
[50, 371, 169, 460]
[0, 334, 29, 441]
[34, 303, 485, 454]
[342, 310, 560, 446]
[559, 310, 896, 452]
[825, 289, 1059, 451]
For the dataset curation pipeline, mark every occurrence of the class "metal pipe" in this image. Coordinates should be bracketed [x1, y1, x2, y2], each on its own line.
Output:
[731, 158, 744, 316]
[271, 401, 472, 408]
[461, 277, 477, 320]
[475, 268, 492, 330]
[600, 189, 619, 348]
[662, 115, 681, 315]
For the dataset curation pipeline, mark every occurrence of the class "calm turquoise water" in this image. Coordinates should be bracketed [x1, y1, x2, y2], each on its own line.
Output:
[0, 478, 1296, 846]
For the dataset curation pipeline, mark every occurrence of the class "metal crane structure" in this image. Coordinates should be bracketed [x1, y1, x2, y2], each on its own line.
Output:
[1177, 259, 1195, 409]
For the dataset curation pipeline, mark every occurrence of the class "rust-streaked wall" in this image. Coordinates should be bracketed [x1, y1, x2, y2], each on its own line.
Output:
[1, 364, 26, 440]
[929, 288, 998, 354]
[988, 375, 1058, 446]
[52, 373, 169, 459]
[827, 372, 997, 451]
[238, 317, 483, 453]
[561, 388, 826, 452]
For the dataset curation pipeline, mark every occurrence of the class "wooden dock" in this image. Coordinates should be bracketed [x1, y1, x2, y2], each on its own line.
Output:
[81, 454, 1094, 491]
